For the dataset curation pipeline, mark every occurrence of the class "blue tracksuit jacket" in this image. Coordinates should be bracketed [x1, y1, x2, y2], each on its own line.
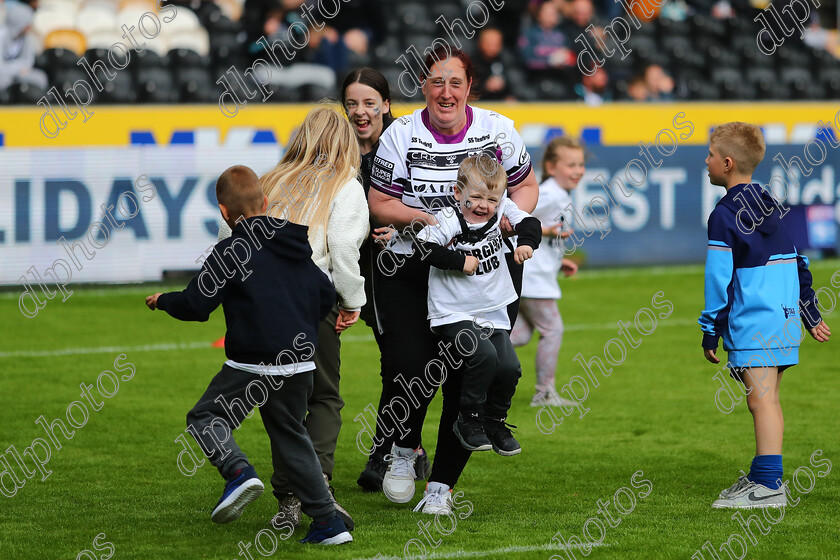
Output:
[698, 183, 822, 368]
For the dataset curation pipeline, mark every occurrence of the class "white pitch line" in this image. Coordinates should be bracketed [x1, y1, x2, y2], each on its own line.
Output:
[3, 260, 838, 300]
[350, 541, 606, 560]
[0, 318, 707, 359]
[0, 341, 210, 359]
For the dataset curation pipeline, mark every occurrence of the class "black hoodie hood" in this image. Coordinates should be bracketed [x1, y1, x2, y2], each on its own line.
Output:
[231, 216, 312, 261]
[718, 183, 783, 236]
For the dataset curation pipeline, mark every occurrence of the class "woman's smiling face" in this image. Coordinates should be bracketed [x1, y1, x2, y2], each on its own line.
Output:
[422, 57, 471, 136]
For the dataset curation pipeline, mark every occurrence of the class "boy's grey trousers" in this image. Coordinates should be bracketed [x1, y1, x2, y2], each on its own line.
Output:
[186, 364, 335, 522]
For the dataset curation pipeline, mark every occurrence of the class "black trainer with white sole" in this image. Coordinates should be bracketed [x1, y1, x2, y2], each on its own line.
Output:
[453, 412, 492, 451]
[483, 417, 521, 456]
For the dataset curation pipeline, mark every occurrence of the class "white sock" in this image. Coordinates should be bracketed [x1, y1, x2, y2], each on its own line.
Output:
[427, 481, 450, 494]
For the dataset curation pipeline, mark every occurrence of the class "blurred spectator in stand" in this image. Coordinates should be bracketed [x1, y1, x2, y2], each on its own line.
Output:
[308, 25, 350, 74]
[575, 66, 611, 105]
[684, 0, 752, 18]
[243, 0, 337, 92]
[519, 0, 576, 80]
[643, 63, 674, 101]
[0, 1, 47, 93]
[561, 0, 597, 39]
[324, 0, 385, 57]
[473, 27, 516, 101]
[560, 0, 611, 68]
[625, 76, 650, 101]
[244, 0, 307, 58]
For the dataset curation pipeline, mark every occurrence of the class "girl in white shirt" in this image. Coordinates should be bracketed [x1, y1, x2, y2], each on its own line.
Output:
[511, 137, 584, 408]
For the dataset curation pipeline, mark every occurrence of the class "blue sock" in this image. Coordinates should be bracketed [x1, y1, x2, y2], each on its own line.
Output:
[747, 455, 783, 489]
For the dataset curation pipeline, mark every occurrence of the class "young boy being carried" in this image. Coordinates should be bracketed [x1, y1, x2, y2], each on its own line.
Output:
[699, 123, 831, 509]
[419, 154, 542, 455]
[145, 165, 353, 544]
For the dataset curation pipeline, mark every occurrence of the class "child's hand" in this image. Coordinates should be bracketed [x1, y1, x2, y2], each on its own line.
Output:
[145, 293, 162, 310]
[704, 348, 720, 364]
[500, 216, 514, 237]
[372, 226, 396, 247]
[560, 258, 578, 277]
[544, 224, 562, 238]
[335, 309, 360, 333]
[514, 245, 533, 264]
[809, 320, 831, 342]
[463, 256, 479, 275]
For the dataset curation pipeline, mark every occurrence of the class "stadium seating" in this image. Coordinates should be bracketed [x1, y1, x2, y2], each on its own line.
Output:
[136, 67, 178, 103]
[8, 81, 48, 104]
[75, 3, 117, 37]
[44, 29, 87, 55]
[36, 47, 80, 80]
[98, 70, 138, 103]
[3, 0, 840, 105]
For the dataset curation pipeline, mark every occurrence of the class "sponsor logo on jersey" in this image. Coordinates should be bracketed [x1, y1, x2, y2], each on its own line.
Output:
[409, 151, 437, 162]
[467, 134, 490, 143]
[411, 136, 433, 148]
[373, 156, 394, 170]
[372, 166, 392, 184]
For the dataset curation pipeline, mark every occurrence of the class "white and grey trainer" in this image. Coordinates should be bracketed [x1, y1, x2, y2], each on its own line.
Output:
[718, 472, 750, 499]
[382, 444, 418, 503]
[530, 388, 578, 408]
[413, 482, 453, 515]
[712, 479, 787, 509]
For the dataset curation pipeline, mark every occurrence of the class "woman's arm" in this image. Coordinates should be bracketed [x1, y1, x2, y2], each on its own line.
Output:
[368, 188, 437, 230]
[507, 168, 539, 213]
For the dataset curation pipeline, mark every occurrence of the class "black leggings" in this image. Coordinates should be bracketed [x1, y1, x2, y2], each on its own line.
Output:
[370, 250, 471, 487]
[370, 249, 524, 488]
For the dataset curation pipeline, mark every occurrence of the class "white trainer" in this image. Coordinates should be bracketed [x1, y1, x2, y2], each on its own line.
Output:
[712, 479, 787, 509]
[413, 482, 453, 515]
[382, 444, 418, 503]
[530, 388, 578, 408]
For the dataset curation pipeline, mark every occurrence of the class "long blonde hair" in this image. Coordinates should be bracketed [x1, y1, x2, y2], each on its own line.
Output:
[261, 106, 361, 237]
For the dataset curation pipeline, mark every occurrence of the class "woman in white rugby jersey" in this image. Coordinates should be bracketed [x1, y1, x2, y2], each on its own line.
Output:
[366, 45, 539, 513]
[341, 67, 433, 491]
[218, 106, 367, 531]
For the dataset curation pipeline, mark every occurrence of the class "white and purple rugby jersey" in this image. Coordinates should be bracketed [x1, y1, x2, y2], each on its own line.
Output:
[370, 105, 532, 254]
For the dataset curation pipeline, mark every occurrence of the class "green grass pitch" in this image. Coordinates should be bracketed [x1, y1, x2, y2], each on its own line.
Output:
[1, 261, 838, 560]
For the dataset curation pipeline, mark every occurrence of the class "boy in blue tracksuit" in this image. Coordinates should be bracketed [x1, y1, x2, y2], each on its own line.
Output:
[699, 122, 831, 509]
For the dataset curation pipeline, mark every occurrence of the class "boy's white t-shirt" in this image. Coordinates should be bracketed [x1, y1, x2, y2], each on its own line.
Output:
[419, 198, 532, 330]
[521, 177, 571, 299]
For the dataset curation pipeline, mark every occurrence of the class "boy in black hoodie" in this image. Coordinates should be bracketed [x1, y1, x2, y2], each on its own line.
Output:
[145, 165, 352, 544]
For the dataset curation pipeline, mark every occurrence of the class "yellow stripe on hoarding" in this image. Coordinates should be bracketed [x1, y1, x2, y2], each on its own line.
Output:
[0, 102, 836, 148]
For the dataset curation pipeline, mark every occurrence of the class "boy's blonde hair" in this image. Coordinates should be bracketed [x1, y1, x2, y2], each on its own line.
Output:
[541, 136, 584, 181]
[260, 106, 361, 237]
[456, 154, 507, 196]
[216, 165, 262, 219]
[709, 122, 766, 175]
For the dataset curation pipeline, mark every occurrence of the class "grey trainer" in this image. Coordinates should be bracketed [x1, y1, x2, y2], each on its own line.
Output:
[712, 480, 787, 509]
[323, 473, 355, 531]
[718, 472, 750, 499]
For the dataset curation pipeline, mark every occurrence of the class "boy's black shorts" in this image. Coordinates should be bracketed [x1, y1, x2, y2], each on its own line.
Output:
[729, 364, 794, 383]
